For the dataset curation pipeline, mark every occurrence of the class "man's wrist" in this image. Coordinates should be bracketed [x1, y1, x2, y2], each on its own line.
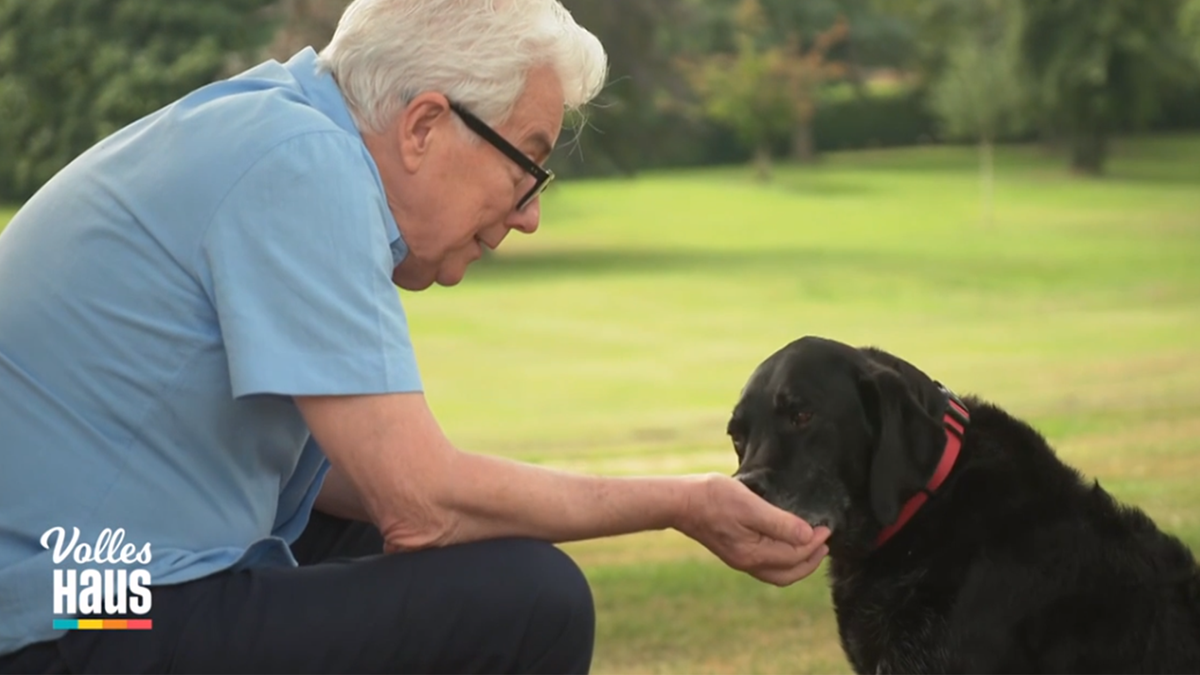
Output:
[659, 474, 707, 537]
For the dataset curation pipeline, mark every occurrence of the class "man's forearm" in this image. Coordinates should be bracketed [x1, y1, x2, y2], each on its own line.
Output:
[297, 391, 695, 552]
[313, 465, 372, 522]
[317, 448, 692, 549]
[432, 450, 693, 547]
[297, 393, 825, 585]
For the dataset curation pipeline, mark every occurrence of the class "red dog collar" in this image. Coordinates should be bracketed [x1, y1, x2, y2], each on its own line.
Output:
[875, 384, 970, 548]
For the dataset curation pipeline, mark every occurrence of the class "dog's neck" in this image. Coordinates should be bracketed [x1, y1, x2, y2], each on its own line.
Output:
[874, 384, 970, 548]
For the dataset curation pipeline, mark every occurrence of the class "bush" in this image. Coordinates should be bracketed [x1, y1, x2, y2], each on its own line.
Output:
[812, 89, 941, 151]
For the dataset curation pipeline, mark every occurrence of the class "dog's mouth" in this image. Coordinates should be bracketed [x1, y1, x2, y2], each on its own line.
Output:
[736, 472, 843, 534]
[772, 494, 841, 534]
[735, 469, 846, 538]
[795, 511, 839, 533]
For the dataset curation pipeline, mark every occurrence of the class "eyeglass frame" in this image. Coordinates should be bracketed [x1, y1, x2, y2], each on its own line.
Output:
[447, 100, 555, 212]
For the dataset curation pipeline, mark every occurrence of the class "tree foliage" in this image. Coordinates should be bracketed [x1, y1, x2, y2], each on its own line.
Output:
[678, 0, 796, 179]
[1, 0, 1198, 197]
[1017, 0, 1196, 174]
[758, 0, 913, 96]
[0, 0, 277, 199]
[1183, 0, 1200, 67]
[930, 6, 1027, 144]
[554, 0, 696, 176]
[678, 0, 848, 179]
[928, 0, 1029, 227]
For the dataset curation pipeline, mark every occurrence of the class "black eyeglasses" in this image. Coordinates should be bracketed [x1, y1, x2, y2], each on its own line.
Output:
[448, 101, 555, 211]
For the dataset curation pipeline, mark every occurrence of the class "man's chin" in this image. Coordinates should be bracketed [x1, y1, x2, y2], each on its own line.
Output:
[391, 269, 434, 291]
[434, 266, 469, 288]
[434, 252, 481, 288]
[392, 255, 473, 291]
[391, 263, 437, 291]
[392, 277, 434, 291]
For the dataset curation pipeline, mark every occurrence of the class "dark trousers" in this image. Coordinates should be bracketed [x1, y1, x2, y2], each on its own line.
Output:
[0, 511, 595, 673]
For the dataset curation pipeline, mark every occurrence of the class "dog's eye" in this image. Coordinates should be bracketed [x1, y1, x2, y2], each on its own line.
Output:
[728, 433, 747, 459]
[794, 411, 814, 427]
[726, 421, 748, 457]
[727, 417, 747, 438]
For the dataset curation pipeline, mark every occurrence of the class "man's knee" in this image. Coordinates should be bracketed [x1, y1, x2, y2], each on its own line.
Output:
[493, 539, 596, 673]
[498, 538, 594, 625]
[531, 539, 594, 618]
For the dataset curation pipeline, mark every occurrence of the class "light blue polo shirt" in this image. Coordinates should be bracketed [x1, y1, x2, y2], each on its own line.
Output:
[0, 47, 423, 655]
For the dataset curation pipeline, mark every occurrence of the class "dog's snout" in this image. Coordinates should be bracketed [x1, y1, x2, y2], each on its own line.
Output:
[735, 471, 770, 499]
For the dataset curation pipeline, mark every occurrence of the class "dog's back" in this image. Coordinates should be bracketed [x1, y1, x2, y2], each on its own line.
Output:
[830, 397, 1200, 673]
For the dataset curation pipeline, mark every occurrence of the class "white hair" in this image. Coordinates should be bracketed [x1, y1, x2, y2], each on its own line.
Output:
[315, 0, 608, 135]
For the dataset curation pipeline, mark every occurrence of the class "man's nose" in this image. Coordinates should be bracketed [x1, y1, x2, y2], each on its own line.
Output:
[506, 196, 541, 234]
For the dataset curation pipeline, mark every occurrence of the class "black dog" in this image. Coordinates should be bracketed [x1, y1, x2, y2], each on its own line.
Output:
[729, 335, 1200, 674]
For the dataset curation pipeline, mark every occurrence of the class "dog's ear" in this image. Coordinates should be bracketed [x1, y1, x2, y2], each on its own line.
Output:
[858, 366, 946, 527]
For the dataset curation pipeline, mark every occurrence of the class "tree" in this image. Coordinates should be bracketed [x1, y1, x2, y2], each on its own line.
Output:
[928, 0, 1029, 227]
[873, 0, 973, 91]
[555, 0, 695, 177]
[260, 0, 347, 63]
[760, 0, 913, 101]
[1183, 0, 1200, 67]
[0, 0, 278, 200]
[778, 17, 849, 162]
[1017, 0, 1196, 175]
[678, 0, 798, 180]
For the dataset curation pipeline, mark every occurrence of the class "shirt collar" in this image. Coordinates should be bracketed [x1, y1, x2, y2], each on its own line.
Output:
[283, 47, 409, 268]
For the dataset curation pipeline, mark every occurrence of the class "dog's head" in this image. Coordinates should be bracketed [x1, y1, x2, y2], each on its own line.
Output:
[729, 335, 951, 556]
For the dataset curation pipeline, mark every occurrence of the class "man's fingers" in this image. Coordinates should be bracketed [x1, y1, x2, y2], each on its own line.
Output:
[734, 525, 832, 571]
[742, 490, 815, 546]
[734, 523, 830, 569]
[753, 543, 830, 587]
[802, 526, 832, 556]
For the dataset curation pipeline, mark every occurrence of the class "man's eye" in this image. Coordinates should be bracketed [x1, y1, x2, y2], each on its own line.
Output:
[794, 411, 814, 427]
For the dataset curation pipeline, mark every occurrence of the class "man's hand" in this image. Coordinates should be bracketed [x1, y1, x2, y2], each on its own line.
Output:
[676, 473, 831, 586]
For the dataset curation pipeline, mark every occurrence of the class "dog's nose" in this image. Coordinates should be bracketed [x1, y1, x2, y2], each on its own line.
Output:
[735, 471, 770, 499]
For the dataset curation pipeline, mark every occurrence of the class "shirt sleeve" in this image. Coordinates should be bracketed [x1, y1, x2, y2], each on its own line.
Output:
[201, 130, 422, 398]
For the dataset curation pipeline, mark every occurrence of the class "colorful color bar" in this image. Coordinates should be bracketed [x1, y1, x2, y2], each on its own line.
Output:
[53, 619, 152, 630]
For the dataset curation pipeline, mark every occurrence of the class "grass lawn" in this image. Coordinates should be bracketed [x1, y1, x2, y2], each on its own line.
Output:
[401, 134, 1200, 674]
[4, 134, 1199, 673]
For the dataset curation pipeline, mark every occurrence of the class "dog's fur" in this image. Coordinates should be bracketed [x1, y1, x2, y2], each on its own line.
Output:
[729, 335, 1200, 673]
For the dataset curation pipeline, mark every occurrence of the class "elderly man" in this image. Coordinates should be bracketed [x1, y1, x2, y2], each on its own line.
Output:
[0, 0, 830, 672]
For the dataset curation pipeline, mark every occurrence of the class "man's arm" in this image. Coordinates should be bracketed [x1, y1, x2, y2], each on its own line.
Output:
[297, 392, 830, 586]
[311, 435, 684, 539]
[312, 463, 370, 522]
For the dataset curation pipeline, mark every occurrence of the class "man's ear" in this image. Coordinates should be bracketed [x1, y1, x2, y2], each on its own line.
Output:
[858, 366, 945, 527]
[396, 93, 453, 173]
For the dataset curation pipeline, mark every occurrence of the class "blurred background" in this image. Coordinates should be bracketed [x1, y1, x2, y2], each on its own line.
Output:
[2, 1, 1199, 673]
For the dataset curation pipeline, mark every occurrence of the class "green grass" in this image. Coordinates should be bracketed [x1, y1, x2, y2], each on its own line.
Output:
[4, 134, 1199, 673]
[399, 134, 1200, 673]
